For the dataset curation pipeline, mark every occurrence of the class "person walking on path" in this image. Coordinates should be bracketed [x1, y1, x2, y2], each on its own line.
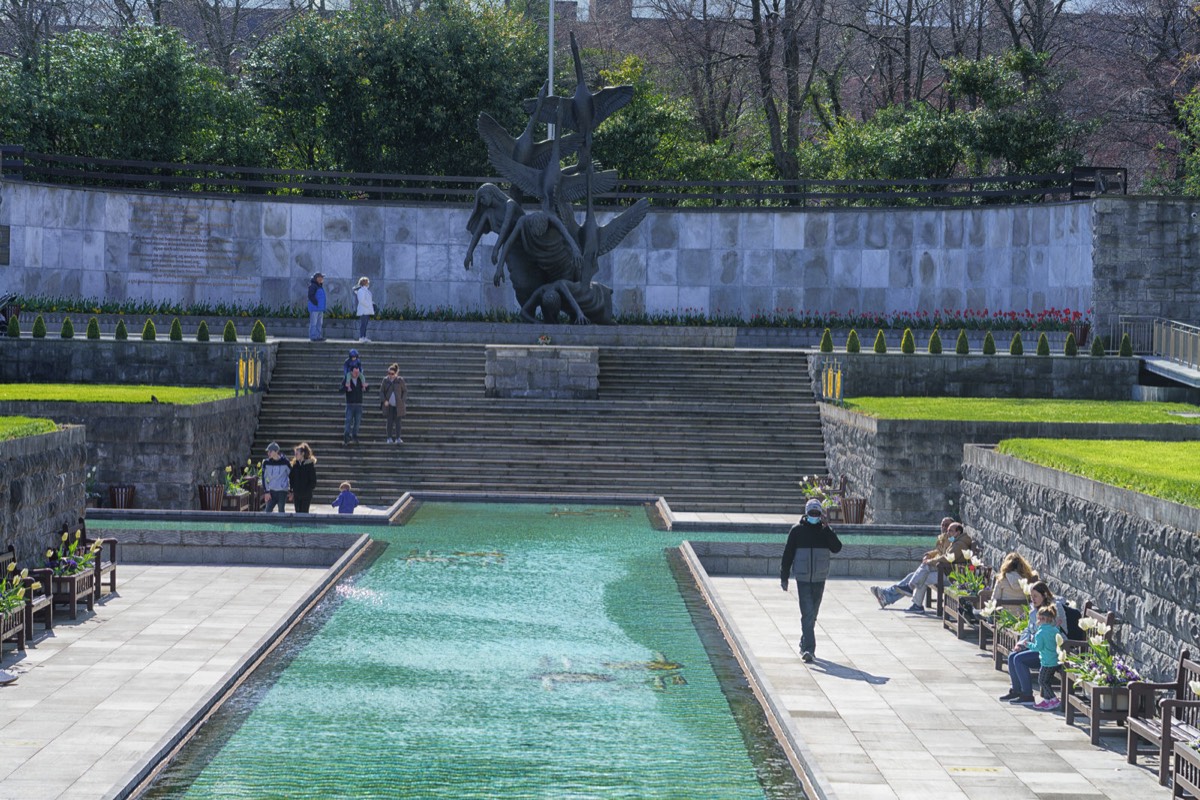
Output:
[342, 365, 367, 445]
[379, 362, 407, 444]
[870, 518, 972, 614]
[332, 481, 359, 514]
[780, 498, 844, 663]
[307, 272, 327, 341]
[999, 580, 1068, 705]
[353, 277, 375, 342]
[261, 442, 291, 514]
[1029, 605, 1063, 711]
[290, 443, 317, 513]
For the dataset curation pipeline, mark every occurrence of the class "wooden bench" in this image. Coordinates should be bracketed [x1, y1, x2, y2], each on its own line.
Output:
[79, 518, 117, 601]
[1062, 605, 1123, 745]
[23, 567, 53, 641]
[1126, 648, 1200, 786]
[978, 595, 1027, 652]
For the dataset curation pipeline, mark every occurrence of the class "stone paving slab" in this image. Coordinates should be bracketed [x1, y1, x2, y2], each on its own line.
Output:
[0, 563, 327, 800]
[710, 575, 1170, 800]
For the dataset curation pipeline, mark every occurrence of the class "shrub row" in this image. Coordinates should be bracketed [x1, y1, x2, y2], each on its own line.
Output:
[6, 315, 268, 343]
[817, 328, 1132, 357]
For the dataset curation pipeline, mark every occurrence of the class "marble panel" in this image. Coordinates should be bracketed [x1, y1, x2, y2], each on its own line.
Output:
[647, 249, 677, 285]
[714, 250, 740, 285]
[744, 250, 773, 286]
[677, 285, 709, 313]
[261, 240, 290, 278]
[861, 250, 889, 288]
[322, 207, 353, 241]
[739, 213, 773, 249]
[354, 206, 384, 243]
[416, 208, 451, 246]
[352, 242, 384, 281]
[104, 193, 129, 234]
[774, 250, 803, 286]
[677, 249, 711, 286]
[386, 207, 419, 244]
[774, 213, 804, 249]
[290, 205, 323, 240]
[614, 249, 647, 286]
[832, 250, 861, 287]
[648, 214, 679, 249]
[262, 205, 288, 239]
[677, 214, 713, 249]
[320, 241, 353, 279]
[804, 214, 829, 248]
[414, 244, 452, 282]
[645, 284, 679, 312]
[889, 250, 914, 288]
[712, 214, 740, 248]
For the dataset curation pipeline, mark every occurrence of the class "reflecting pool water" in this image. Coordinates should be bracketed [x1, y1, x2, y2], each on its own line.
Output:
[142, 503, 807, 799]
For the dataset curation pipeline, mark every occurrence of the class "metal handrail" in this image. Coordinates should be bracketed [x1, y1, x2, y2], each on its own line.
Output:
[1152, 319, 1200, 371]
[1117, 315, 1156, 355]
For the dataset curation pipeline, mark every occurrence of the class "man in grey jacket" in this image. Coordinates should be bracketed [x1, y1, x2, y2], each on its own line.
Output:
[780, 498, 844, 663]
[262, 442, 291, 513]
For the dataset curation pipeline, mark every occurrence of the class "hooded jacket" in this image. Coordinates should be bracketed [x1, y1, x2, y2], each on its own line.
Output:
[781, 519, 843, 584]
[307, 278, 327, 312]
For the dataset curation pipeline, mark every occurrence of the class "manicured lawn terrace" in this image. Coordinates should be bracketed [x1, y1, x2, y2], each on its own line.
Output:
[845, 397, 1200, 424]
[0, 415, 57, 440]
[998, 439, 1200, 508]
[0, 384, 236, 404]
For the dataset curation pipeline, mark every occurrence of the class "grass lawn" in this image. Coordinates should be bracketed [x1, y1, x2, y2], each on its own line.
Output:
[0, 385, 237, 404]
[844, 397, 1200, 425]
[998, 438, 1200, 507]
[0, 416, 58, 440]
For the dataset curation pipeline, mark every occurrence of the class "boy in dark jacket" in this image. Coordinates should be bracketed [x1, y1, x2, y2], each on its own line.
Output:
[780, 498, 844, 663]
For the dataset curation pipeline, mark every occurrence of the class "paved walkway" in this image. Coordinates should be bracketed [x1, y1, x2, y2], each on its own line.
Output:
[0, 564, 327, 800]
[711, 575, 1168, 800]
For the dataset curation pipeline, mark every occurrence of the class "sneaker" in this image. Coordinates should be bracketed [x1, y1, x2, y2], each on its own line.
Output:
[905, 604, 925, 614]
[870, 586, 887, 608]
[363, 338, 371, 342]
[999, 689, 1021, 701]
[1008, 694, 1036, 705]
[395, 438, 403, 444]
[801, 651, 814, 663]
[386, 438, 394, 444]
[343, 437, 350, 446]
[1033, 698, 1061, 711]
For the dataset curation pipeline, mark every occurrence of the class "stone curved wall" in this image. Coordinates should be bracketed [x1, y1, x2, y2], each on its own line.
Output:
[0, 180, 1093, 319]
[0, 426, 87, 565]
[960, 445, 1200, 681]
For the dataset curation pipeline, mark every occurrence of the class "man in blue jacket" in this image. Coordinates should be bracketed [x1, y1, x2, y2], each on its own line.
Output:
[307, 272, 327, 341]
[780, 498, 844, 663]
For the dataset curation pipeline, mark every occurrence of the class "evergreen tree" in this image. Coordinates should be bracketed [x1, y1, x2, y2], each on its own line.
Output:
[60, 317, 74, 339]
[927, 329, 942, 354]
[223, 320, 238, 342]
[251, 319, 267, 343]
[846, 330, 861, 353]
[956, 330, 970, 354]
[1064, 332, 1078, 356]
[169, 318, 183, 341]
[1119, 333, 1133, 357]
[115, 319, 128, 340]
[982, 331, 996, 355]
[1090, 335, 1105, 357]
[32, 315, 46, 338]
[1036, 332, 1050, 356]
[6, 315, 19, 338]
[1010, 332, 1024, 355]
[819, 328, 833, 353]
[142, 319, 157, 341]
[873, 330, 887, 353]
[900, 328, 915, 354]
[86, 317, 100, 339]
[196, 320, 210, 342]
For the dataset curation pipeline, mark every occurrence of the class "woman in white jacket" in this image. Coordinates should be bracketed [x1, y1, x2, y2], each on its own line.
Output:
[354, 277, 375, 342]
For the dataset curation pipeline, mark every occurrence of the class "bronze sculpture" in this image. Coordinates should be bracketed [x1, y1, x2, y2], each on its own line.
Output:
[465, 32, 649, 325]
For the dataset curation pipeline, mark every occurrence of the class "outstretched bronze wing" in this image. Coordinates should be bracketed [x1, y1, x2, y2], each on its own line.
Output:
[597, 198, 650, 257]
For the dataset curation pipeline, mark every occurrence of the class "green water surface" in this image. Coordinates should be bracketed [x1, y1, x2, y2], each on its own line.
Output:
[143, 503, 807, 799]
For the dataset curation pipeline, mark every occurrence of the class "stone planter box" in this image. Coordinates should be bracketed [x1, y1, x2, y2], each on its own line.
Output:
[52, 570, 95, 619]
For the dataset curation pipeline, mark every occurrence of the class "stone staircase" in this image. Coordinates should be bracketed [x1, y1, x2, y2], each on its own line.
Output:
[250, 341, 827, 514]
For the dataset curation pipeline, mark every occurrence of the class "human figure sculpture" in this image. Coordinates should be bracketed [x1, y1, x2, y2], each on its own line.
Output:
[465, 32, 648, 324]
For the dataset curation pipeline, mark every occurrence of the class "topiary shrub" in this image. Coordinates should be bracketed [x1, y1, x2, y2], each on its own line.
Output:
[1064, 332, 1078, 356]
[251, 319, 267, 343]
[142, 319, 156, 341]
[927, 329, 942, 354]
[223, 320, 238, 342]
[86, 317, 100, 340]
[818, 328, 833, 353]
[1036, 332, 1050, 356]
[873, 330, 887, 354]
[1119, 332, 1133, 357]
[6, 315, 19, 338]
[196, 320, 210, 342]
[1090, 335, 1105, 357]
[169, 318, 183, 341]
[955, 329, 969, 355]
[900, 328, 915, 354]
[846, 329, 860, 353]
[982, 331, 996, 355]
[32, 315, 46, 338]
[1010, 332, 1023, 355]
[115, 319, 128, 340]
[60, 317, 74, 339]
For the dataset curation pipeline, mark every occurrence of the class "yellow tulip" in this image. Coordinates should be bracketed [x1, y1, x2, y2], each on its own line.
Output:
[75, 529, 82, 540]
[61, 531, 69, 542]
[19, 568, 28, 579]
[15, 588, 24, 600]
[5, 562, 13, 573]
[46, 549, 55, 558]
[28, 582, 41, 591]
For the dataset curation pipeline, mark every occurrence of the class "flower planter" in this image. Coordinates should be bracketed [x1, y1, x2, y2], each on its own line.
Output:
[1089, 684, 1130, 712]
[1065, 681, 1131, 744]
[52, 570, 95, 620]
[108, 484, 136, 509]
[198, 484, 224, 511]
[0, 606, 24, 652]
[221, 492, 250, 512]
[942, 590, 980, 639]
[1173, 739, 1200, 799]
[85, 495, 103, 509]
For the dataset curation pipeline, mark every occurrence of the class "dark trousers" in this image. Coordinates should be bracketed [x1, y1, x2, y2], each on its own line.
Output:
[294, 493, 312, 514]
[795, 580, 827, 656]
[1038, 665, 1058, 700]
[385, 406, 402, 440]
[264, 490, 288, 513]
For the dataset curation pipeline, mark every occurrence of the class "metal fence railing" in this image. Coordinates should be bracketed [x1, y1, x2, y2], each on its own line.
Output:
[1152, 318, 1200, 371]
[1117, 315, 1157, 355]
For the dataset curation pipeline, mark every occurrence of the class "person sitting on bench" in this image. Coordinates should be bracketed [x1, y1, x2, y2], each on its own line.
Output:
[870, 518, 972, 615]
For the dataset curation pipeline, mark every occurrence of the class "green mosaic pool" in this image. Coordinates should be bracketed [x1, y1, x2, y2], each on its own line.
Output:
[140, 503, 808, 799]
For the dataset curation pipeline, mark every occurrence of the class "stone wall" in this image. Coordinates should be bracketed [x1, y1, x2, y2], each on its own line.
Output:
[819, 403, 1200, 525]
[107, 525, 360, 566]
[0, 339, 278, 387]
[485, 346, 599, 399]
[0, 396, 261, 509]
[0, 180, 1093, 320]
[959, 444, 1200, 680]
[688, 533, 927, 579]
[1092, 196, 1200, 329]
[0, 426, 87, 565]
[805, 353, 1142, 400]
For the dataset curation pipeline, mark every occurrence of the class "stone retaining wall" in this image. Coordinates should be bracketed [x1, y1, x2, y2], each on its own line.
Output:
[0, 426, 87, 565]
[106, 526, 358, 566]
[688, 537, 927, 580]
[0, 339, 278, 387]
[0, 396, 261, 510]
[805, 353, 1141, 400]
[959, 444, 1200, 680]
[485, 345, 599, 399]
[819, 403, 1200, 525]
